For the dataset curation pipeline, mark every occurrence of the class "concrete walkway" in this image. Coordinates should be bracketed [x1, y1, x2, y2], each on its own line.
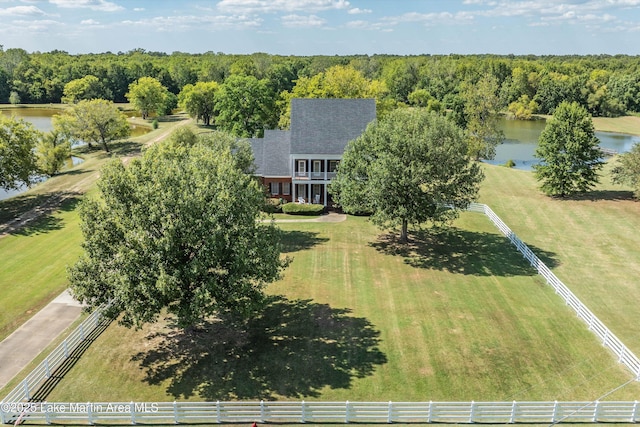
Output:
[266, 212, 348, 223]
[0, 290, 83, 391]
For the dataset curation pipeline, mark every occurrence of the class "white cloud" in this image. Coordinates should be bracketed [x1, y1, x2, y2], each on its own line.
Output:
[216, 0, 350, 14]
[80, 18, 99, 24]
[348, 7, 371, 14]
[49, 0, 124, 12]
[281, 13, 327, 27]
[133, 7, 144, 12]
[120, 14, 263, 32]
[0, 5, 45, 16]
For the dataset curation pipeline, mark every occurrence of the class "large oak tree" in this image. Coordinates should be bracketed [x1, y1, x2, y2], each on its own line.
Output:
[53, 99, 130, 152]
[68, 131, 288, 329]
[330, 108, 483, 242]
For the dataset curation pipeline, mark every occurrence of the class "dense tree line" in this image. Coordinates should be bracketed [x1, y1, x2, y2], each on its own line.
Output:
[2, 48, 640, 123]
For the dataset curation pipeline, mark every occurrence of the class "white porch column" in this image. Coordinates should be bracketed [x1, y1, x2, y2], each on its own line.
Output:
[324, 184, 328, 207]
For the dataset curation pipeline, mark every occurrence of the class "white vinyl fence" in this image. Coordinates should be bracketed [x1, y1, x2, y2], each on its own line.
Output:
[1, 306, 109, 404]
[2, 400, 640, 425]
[467, 202, 640, 379]
[2, 203, 640, 425]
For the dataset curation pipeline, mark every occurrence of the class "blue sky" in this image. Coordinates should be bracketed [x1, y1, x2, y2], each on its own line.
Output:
[1, 0, 639, 55]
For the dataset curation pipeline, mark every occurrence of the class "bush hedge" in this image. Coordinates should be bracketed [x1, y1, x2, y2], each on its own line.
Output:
[262, 198, 285, 214]
[281, 202, 325, 215]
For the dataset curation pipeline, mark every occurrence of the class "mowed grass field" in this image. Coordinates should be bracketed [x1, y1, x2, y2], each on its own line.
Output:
[45, 209, 640, 402]
[479, 161, 640, 356]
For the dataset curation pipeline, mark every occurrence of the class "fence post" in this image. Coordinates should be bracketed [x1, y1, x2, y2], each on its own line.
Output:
[552, 401, 558, 423]
[593, 401, 600, 422]
[44, 357, 51, 378]
[216, 400, 220, 423]
[345, 400, 350, 423]
[23, 379, 30, 400]
[387, 401, 392, 424]
[88, 402, 93, 425]
[301, 400, 306, 423]
[510, 401, 516, 424]
[632, 400, 639, 423]
[63, 339, 69, 358]
[427, 401, 433, 423]
[130, 401, 136, 425]
[260, 400, 265, 423]
[469, 401, 475, 423]
[44, 403, 50, 425]
[173, 401, 178, 424]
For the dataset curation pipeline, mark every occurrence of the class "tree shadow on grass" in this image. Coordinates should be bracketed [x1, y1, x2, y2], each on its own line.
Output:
[0, 192, 81, 235]
[131, 295, 387, 400]
[279, 230, 329, 253]
[558, 190, 635, 202]
[370, 228, 558, 276]
[10, 196, 81, 236]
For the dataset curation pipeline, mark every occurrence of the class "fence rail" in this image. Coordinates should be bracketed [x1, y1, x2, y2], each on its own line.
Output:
[3, 203, 640, 425]
[2, 400, 640, 425]
[1, 305, 109, 405]
[467, 202, 640, 379]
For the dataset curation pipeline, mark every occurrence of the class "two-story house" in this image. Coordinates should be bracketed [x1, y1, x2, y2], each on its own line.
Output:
[251, 98, 376, 207]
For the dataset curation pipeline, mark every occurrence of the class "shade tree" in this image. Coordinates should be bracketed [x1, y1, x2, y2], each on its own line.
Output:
[68, 131, 288, 329]
[533, 101, 603, 197]
[330, 108, 483, 243]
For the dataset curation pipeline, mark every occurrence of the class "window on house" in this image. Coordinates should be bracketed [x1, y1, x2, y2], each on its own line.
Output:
[297, 160, 306, 176]
[329, 160, 339, 172]
[270, 182, 279, 195]
[282, 182, 290, 195]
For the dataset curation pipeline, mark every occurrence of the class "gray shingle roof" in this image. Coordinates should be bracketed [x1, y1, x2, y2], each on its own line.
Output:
[290, 98, 376, 155]
[250, 98, 377, 177]
[256, 129, 291, 176]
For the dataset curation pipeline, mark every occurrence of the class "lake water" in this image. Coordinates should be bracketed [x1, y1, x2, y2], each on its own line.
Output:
[485, 117, 640, 171]
[0, 107, 150, 201]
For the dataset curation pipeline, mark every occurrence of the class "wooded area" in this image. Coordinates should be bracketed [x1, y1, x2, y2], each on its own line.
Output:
[1, 48, 639, 126]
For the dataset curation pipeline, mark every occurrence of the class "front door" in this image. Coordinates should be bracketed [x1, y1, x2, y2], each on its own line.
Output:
[312, 184, 323, 204]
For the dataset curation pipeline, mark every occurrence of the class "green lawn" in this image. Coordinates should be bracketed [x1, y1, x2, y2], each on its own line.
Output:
[479, 161, 640, 356]
[45, 212, 640, 402]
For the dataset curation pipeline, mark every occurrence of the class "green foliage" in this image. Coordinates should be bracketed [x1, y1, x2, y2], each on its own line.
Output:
[504, 159, 516, 168]
[278, 65, 388, 128]
[534, 101, 603, 197]
[331, 108, 484, 242]
[263, 197, 284, 214]
[61, 75, 111, 104]
[68, 135, 289, 329]
[461, 75, 505, 160]
[611, 143, 640, 199]
[214, 74, 275, 137]
[152, 119, 158, 129]
[126, 76, 169, 120]
[8, 91, 20, 105]
[157, 91, 178, 116]
[507, 94, 538, 120]
[36, 131, 71, 176]
[0, 115, 40, 190]
[53, 99, 130, 152]
[281, 202, 325, 215]
[178, 81, 219, 125]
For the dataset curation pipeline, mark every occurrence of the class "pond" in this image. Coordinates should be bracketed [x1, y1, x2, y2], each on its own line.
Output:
[0, 106, 150, 201]
[0, 106, 152, 138]
[485, 117, 640, 171]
